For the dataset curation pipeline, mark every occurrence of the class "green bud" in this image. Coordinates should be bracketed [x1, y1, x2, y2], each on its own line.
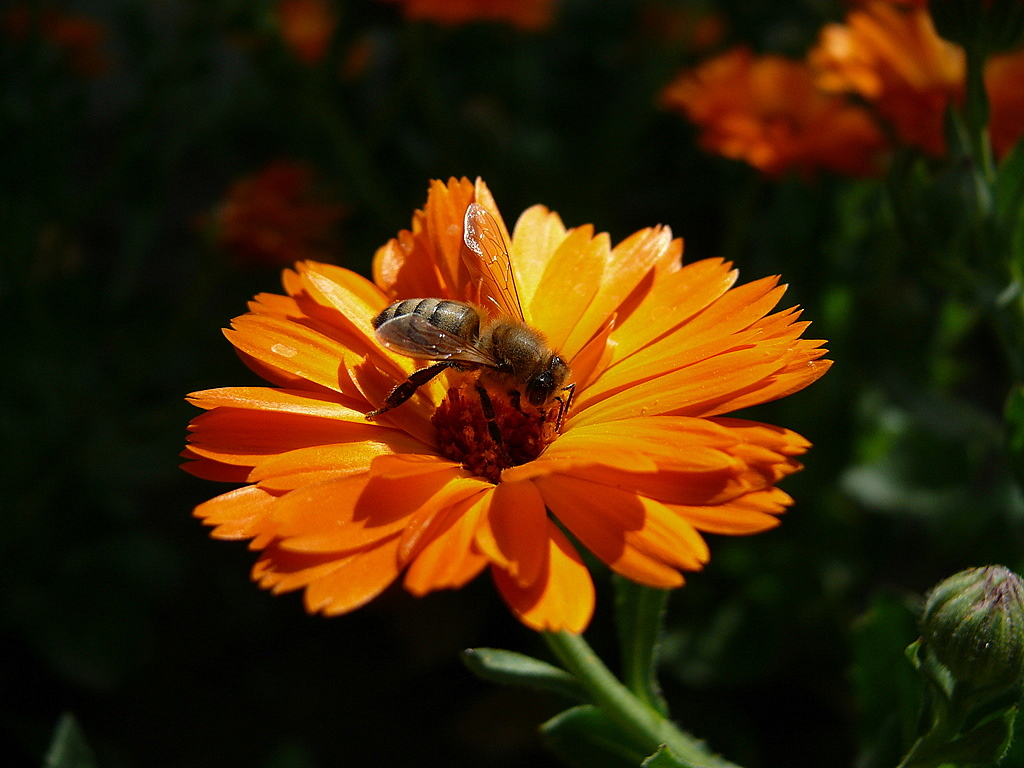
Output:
[921, 565, 1024, 692]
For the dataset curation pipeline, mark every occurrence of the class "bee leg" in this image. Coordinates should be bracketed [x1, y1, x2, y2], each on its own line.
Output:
[366, 362, 454, 420]
[554, 383, 576, 432]
[475, 384, 507, 452]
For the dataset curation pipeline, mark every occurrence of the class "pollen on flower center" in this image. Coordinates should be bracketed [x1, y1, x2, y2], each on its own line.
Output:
[431, 384, 556, 483]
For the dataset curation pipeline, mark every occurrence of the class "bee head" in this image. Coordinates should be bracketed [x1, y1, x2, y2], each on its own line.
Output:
[525, 355, 570, 407]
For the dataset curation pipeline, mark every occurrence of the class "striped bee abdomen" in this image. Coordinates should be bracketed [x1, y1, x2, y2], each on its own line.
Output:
[373, 298, 481, 340]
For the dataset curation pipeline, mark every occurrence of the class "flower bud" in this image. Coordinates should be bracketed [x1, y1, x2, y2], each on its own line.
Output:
[921, 565, 1024, 692]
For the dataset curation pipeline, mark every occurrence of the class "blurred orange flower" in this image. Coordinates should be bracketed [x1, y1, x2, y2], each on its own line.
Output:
[661, 47, 888, 177]
[639, 3, 727, 53]
[3, 3, 110, 77]
[183, 177, 831, 633]
[986, 48, 1024, 158]
[809, 1, 965, 155]
[377, 0, 554, 30]
[208, 161, 346, 267]
[276, 0, 336, 65]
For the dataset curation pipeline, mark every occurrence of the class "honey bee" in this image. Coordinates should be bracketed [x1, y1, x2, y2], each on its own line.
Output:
[366, 203, 574, 440]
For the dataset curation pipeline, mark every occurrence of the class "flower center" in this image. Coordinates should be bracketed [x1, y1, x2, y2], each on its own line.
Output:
[431, 384, 557, 483]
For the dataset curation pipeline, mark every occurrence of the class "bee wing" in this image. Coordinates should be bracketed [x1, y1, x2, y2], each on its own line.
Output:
[463, 202, 525, 322]
[375, 313, 499, 367]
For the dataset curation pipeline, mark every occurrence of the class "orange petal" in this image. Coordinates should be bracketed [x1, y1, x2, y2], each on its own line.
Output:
[502, 416, 742, 483]
[552, 417, 809, 509]
[294, 262, 389, 350]
[492, 522, 595, 634]
[563, 462, 735, 507]
[602, 259, 741, 364]
[298, 260, 390, 312]
[272, 457, 471, 552]
[186, 386, 366, 416]
[626, 497, 710, 571]
[569, 227, 684, 358]
[526, 225, 606, 352]
[253, 535, 403, 616]
[700, 352, 832, 417]
[427, 178, 481, 297]
[568, 313, 616, 394]
[586, 276, 787, 401]
[225, 314, 362, 395]
[475, 478, 549, 587]
[508, 205, 569, 311]
[374, 177, 478, 300]
[573, 338, 827, 425]
[248, 433, 434, 491]
[180, 448, 250, 483]
[269, 473, 408, 553]
[535, 474, 686, 588]
[666, 487, 791, 535]
[403, 492, 491, 594]
[186, 406, 393, 469]
[247, 290, 302, 318]
[397, 477, 492, 563]
[193, 484, 282, 542]
[552, 417, 741, 471]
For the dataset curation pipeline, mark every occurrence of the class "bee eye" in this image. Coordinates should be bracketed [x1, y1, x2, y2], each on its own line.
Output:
[527, 373, 554, 406]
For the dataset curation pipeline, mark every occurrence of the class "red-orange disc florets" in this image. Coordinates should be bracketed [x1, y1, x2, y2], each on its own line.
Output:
[431, 385, 556, 483]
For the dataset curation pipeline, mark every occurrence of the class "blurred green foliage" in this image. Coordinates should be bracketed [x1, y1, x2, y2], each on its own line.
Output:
[3, 1, 1024, 767]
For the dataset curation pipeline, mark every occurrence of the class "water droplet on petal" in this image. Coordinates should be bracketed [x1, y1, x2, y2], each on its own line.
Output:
[271, 343, 298, 358]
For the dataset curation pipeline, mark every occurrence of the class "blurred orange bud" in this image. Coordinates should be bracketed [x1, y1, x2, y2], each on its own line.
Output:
[377, 0, 555, 31]
[276, 0, 337, 65]
[205, 161, 347, 268]
[4, 3, 111, 77]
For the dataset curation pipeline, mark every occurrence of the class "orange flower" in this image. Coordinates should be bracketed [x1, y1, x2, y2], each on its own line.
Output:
[208, 161, 346, 267]
[377, 0, 554, 30]
[661, 47, 888, 177]
[986, 48, 1024, 158]
[809, 1, 965, 155]
[183, 177, 831, 633]
[276, 0, 336, 65]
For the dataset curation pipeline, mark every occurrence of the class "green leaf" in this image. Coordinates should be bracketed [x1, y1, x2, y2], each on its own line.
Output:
[614, 577, 670, 716]
[849, 591, 923, 767]
[461, 647, 588, 702]
[541, 705, 654, 768]
[900, 708, 1018, 768]
[1006, 385, 1024, 493]
[44, 714, 97, 768]
[995, 135, 1024, 225]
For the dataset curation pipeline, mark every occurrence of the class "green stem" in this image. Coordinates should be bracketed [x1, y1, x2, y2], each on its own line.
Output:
[543, 630, 744, 768]
[619, 582, 671, 715]
[963, 41, 995, 187]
